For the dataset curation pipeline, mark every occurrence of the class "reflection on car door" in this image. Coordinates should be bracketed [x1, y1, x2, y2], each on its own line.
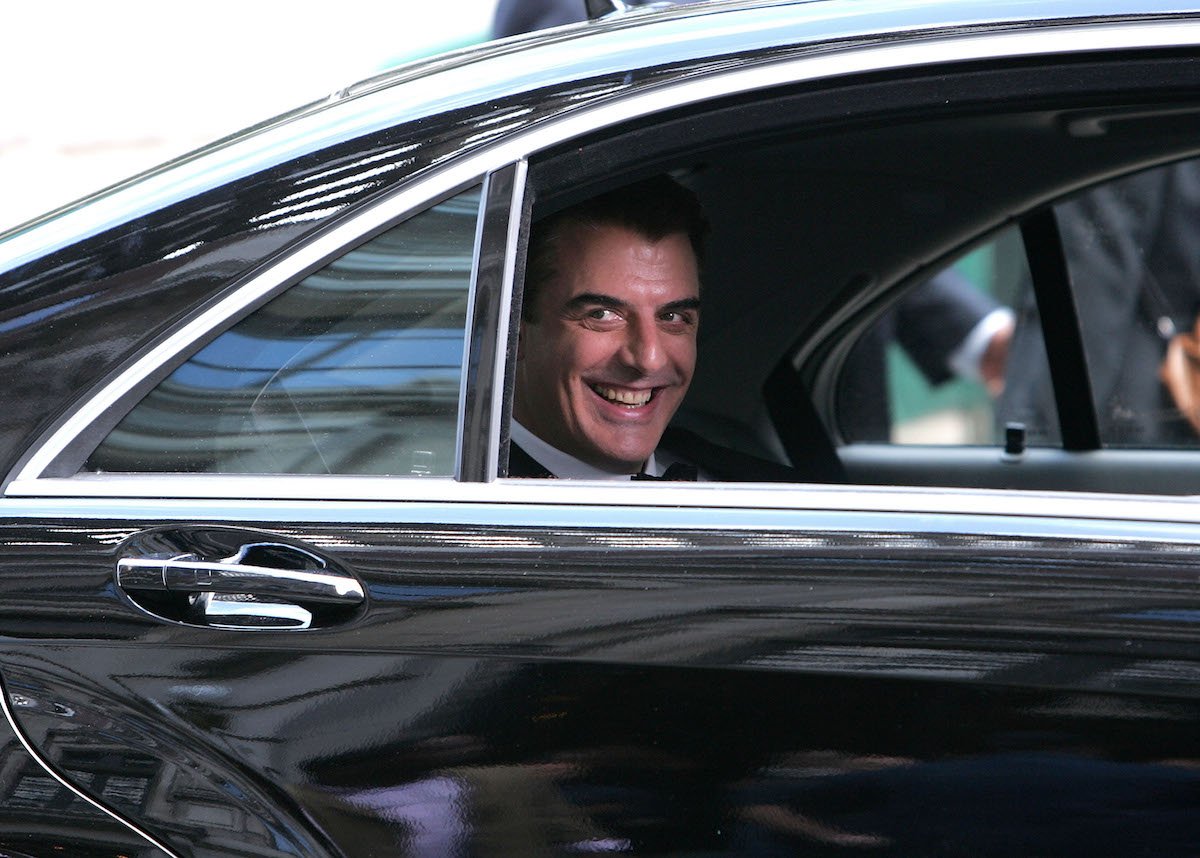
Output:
[6, 496, 1200, 855]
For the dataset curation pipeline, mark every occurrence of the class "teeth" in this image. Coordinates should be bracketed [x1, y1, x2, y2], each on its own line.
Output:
[592, 385, 652, 406]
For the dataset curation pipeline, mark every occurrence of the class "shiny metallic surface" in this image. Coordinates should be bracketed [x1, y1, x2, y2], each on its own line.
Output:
[0, 672, 175, 856]
[5, 0, 1200, 853]
[113, 528, 367, 631]
[12, 474, 1200, 528]
[195, 592, 315, 630]
[457, 161, 526, 483]
[3, 513, 1200, 852]
[116, 555, 364, 603]
[2, 657, 336, 857]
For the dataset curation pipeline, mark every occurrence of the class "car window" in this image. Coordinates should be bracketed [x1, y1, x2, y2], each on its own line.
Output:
[835, 228, 1060, 446]
[1053, 158, 1200, 448]
[836, 156, 1200, 464]
[86, 186, 483, 476]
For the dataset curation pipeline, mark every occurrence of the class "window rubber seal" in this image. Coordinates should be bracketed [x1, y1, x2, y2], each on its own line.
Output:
[1020, 206, 1101, 451]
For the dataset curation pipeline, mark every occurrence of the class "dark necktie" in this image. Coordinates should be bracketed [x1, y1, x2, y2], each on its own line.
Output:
[631, 462, 698, 481]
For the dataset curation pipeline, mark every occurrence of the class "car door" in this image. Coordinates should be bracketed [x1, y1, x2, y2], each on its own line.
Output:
[5, 11, 1200, 858]
[10, 437, 1200, 854]
[0, 157, 526, 855]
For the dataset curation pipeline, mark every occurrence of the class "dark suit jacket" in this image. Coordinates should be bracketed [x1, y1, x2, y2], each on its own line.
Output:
[493, 0, 585, 37]
[506, 427, 844, 482]
[507, 441, 555, 478]
[1001, 160, 1200, 445]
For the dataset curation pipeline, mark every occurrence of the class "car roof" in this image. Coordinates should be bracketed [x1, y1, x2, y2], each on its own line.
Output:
[290, 0, 1200, 112]
[3, 0, 1199, 272]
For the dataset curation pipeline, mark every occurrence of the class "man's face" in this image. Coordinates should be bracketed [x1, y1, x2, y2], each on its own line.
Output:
[514, 223, 701, 474]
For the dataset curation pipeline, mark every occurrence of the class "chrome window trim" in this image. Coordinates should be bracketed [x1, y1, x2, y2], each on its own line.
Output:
[457, 159, 528, 482]
[12, 19, 1200, 488]
[454, 170, 497, 480]
[7, 474, 1200, 527]
[491, 158, 528, 478]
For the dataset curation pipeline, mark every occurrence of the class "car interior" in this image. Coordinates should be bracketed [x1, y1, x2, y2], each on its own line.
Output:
[523, 52, 1200, 495]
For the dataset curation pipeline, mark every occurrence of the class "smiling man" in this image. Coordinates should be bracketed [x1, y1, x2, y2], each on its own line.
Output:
[510, 176, 708, 479]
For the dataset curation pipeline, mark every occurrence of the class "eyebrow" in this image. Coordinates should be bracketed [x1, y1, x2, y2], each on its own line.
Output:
[662, 297, 702, 313]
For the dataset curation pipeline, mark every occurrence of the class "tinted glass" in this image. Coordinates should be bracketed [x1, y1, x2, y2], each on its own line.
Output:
[837, 228, 1057, 445]
[87, 187, 482, 475]
[1055, 159, 1200, 447]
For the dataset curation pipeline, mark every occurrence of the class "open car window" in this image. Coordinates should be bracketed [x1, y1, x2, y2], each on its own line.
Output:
[835, 228, 1062, 447]
[837, 154, 1200, 456]
[521, 62, 1200, 495]
[85, 186, 483, 476]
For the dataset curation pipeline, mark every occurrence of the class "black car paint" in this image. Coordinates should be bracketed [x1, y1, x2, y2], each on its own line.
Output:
[4, 506, 1200, 854]
[4, 0, 1200, 854]
[0, 710, 163, 856]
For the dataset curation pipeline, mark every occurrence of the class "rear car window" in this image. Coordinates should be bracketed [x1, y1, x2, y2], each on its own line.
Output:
[86, 187, 482, 476]
[836, 228, 1059, 446]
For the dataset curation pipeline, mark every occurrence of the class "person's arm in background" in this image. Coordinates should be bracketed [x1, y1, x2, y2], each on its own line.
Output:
[895, 268, 1014, 396]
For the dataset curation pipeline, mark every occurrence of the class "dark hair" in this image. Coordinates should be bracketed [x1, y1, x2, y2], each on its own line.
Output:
[522, 175, 709, 322]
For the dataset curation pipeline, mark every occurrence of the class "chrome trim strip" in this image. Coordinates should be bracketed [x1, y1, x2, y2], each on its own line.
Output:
[13, 20, 1200, 485]
[454, 172, 495, 480]
[457, 160, 527, 482]
[0, 674, 183, 858]
[8, 473, 1200, 526]
[491, 158, 529, 477]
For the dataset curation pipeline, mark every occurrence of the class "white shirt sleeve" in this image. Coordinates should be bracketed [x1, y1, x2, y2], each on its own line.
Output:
[947, 307, 1015, 382]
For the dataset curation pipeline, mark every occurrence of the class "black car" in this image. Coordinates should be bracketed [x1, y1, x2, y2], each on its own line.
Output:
[5, 0, 1200, 854]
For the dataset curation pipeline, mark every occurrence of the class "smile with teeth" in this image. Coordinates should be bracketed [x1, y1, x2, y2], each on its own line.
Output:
[591, 384, 654, 407]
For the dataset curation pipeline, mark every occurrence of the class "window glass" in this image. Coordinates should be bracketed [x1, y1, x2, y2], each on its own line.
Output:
[87, 187, 482, 476]
[837, 227, 1058, 445]
[1056, 159, 1200, 447]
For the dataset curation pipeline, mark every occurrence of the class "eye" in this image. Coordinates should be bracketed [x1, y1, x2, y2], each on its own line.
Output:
[579, 307, 624, 329]
[660, 309, 697, 329]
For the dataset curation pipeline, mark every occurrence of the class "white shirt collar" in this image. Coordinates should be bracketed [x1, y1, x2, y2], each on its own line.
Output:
[510, 420, 662, 479]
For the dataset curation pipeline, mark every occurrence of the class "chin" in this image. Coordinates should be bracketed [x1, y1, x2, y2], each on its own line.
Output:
[593, 448, 654, 473]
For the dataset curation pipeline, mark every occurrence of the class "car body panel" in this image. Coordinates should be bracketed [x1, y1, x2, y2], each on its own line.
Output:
[3, 500, 1200, 853]
[0, 696, 168, 856]
[5, 0, 1200, 854]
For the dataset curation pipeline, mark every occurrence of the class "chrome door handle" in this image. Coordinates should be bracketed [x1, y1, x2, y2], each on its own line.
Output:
[116, 542, 365, 605]
[115, 531, 365, 631]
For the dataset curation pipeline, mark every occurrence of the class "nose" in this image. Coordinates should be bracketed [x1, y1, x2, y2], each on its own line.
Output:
[622, 316, 668, 375]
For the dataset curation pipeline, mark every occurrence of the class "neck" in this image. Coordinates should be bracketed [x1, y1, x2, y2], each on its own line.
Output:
[510, 420, 652, 478]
